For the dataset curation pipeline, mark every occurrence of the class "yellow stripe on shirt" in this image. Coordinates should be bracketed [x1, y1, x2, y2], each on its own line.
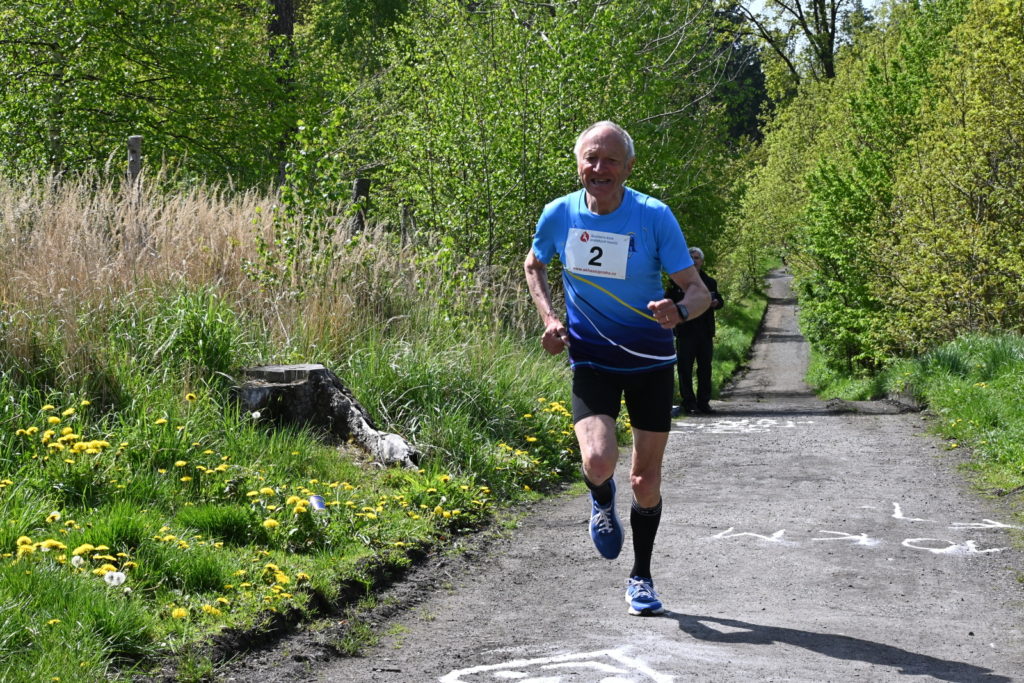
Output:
[567, 271, 658, 323]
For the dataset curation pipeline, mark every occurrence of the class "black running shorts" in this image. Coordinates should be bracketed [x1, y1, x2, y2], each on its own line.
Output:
[571, 365, 674, 433]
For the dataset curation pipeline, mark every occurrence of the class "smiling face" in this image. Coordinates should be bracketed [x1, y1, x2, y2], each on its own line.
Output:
[576, 126, 635, 215]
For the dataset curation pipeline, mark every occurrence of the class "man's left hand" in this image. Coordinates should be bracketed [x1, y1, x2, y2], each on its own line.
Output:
[647, 298, 681, 329]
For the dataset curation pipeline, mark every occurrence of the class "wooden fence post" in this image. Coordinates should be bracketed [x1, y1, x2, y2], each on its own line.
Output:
[351, 177, 370, 233]
[127, 135, 143, 186]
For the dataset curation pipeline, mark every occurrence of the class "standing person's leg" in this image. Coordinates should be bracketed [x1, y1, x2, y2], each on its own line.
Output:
[676, 335, 698, 411]
[695, 334, 714, 412]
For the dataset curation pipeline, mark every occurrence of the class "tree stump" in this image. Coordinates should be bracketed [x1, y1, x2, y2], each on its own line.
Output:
[234, 363, 419, 469]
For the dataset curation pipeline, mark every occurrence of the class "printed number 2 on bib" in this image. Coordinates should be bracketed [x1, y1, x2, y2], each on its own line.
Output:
[565, 229, 629, 280]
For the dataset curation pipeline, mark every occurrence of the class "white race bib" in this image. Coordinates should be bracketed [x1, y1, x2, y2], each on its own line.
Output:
[565, 228, 630, 280]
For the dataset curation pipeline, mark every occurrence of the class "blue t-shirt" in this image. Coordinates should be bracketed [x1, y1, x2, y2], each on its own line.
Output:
[531, 187, 693, 373]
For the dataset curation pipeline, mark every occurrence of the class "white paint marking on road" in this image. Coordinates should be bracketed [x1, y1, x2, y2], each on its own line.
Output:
[949, 518, 1022, 530]
[710, 528, 794, 545]
[902, 538, 1008, 555]
[811, 530, 882, 546]
[891, 502, 933, 522]
[676, 418, 815, 434]
[439, 649, 673, 683]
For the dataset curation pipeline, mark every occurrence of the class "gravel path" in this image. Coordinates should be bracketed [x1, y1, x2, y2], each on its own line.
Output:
[223, 270, 1024, 683]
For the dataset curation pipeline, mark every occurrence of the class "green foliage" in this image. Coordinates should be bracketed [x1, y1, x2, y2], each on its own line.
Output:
[730, 0, 1024, 372]
[0, 0, 292, 185]
[882, 0, 1024, 354]
[280, 0, 736, 282]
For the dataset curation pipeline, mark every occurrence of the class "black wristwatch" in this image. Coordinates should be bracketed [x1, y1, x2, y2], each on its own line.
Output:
[676, 302, 689, 321]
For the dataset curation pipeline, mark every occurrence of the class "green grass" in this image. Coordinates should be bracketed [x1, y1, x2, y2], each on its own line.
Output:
[711, 289, 768, 397]
[884, 334, 1024, 493]
[807, 332, 1024, 496]
[0, 296, 579, 680]
[805, 347, 888, 400]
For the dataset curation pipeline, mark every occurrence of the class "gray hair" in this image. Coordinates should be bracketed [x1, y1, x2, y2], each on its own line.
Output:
[689, 247, 704, 260]
[573, 121, 635, 161]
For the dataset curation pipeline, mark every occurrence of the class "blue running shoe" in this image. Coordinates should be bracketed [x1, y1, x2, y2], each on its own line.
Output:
[589, 478, 623, 559]
[625, 576, 665, 616]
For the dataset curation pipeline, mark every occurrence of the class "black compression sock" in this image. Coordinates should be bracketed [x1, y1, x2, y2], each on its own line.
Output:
[583, 473, 614, 506]
[629, 497, 663, 580]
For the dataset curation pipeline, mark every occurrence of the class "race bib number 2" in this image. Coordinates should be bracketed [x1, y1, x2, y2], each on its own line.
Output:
[564, 228, 630, 280]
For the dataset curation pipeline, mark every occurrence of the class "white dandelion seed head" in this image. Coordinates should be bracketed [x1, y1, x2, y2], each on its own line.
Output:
[71, 555, 85, 568]
[251, 411, 261, 420]
[104, 571, 127, 587]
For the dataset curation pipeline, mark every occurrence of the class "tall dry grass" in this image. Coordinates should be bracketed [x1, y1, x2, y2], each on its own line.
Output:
[0, 171, 535, 385]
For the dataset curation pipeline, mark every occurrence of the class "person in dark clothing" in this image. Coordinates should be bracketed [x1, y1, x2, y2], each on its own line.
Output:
[666, 247, 723, 415]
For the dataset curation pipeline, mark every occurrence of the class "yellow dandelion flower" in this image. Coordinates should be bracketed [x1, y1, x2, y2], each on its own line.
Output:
[47, 416, 61, 424]
[154, 418, 168, 425]
[185, 393, 197, 402]
[47, 619, 61, 626]
[61, 408, 75, 417]
[72, 544, 95, 556]
[80, 400, 90, 406]
[216, 597, 230, 605]
[174, 460, 187, 467]
[259, 487, 275, 496]
[201, 604, 221, 615]
[525, 436, 538, 442]
[180, 476, 192, 482]
[171, 607, 188, 620]
[60, 427, 74, 436]
[262, 519, 280, 529]
[41, 404, 55, 411]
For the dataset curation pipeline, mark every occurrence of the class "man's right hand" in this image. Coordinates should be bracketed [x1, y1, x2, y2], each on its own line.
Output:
[541, 321, 570, 355]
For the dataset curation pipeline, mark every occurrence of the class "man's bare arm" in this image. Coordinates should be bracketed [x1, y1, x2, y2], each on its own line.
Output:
[524, 250, 569, 354]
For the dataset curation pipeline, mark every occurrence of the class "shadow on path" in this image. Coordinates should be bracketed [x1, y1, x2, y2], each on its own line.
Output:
[665, 613, 1010, 682]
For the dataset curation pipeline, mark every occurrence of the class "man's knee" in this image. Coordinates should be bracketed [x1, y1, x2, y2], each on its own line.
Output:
[582, 451, 617, 482]
[630, 471, 661, 505]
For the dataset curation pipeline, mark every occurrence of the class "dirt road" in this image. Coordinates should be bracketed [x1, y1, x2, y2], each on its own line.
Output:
[224, 271, 1024, 682]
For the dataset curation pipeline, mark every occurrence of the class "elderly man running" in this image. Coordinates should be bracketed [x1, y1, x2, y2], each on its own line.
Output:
[524, 120, 710, 615]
